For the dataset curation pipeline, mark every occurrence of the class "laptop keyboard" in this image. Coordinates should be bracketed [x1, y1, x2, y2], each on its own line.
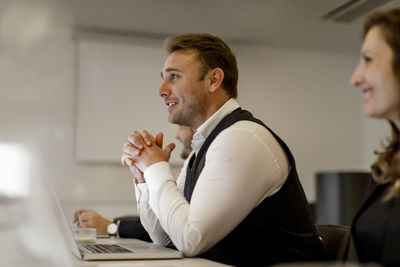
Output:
[81, 244, 133, 254]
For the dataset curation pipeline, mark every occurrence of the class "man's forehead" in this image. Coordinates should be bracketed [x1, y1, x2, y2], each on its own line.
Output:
[163, 49, 199, 70]
[171, 48, 198, 57]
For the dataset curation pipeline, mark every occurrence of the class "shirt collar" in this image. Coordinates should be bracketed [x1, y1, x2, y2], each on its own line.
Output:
[192, 98, 240, 154]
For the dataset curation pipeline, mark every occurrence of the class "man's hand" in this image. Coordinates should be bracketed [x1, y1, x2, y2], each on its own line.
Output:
[121, 154, 146, 183]
[73, 209, 111, 235]
[121, 130, 156, 183]
[121, 130, 176, 175]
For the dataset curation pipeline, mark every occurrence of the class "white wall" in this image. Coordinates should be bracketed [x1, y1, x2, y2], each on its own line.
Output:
[2, 25, 383, 220]
[0, 27, 139, 220]
[75, 33, 185, 165]
[362, 115, 391, 169]
[234, 45, 365, 201]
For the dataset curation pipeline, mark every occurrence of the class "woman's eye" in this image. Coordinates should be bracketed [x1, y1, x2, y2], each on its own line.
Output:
[363, 55, 372, 63]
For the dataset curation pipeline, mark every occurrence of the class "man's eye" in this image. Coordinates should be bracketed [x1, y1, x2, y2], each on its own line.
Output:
[170, 74, 178, 81]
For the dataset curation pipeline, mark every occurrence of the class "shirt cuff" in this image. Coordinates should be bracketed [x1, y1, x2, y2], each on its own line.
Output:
[135, 181, 147, 197]
[135, 182, 149, 211]
[144, 161, 175, 196]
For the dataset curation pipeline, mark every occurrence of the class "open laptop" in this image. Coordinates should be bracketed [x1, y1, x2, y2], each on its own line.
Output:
[51, 187, 183, 261]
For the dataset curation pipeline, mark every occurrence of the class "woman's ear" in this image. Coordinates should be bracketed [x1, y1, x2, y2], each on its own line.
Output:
[208, 68, 224, 93]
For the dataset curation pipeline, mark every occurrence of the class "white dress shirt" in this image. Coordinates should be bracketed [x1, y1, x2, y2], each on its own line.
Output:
[134, 98, 289, 256]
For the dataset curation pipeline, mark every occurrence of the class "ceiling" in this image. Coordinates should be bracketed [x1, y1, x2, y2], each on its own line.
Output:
[65, 0, 400, 54]
[2, 0, 400, 54]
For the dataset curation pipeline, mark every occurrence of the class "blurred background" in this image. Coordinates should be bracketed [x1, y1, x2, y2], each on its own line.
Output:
[1, 1, 398, 264]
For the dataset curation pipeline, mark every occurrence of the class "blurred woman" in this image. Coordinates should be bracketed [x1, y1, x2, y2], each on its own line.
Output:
[350, 8, 400, 265]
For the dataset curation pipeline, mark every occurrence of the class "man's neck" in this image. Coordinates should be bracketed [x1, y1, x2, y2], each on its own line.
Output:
[193, 93, 230, 130]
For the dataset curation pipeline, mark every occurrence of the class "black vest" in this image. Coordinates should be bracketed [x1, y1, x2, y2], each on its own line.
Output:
[184, 108, 325, 266]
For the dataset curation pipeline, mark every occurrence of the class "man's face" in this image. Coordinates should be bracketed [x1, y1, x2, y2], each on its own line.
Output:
[159, 49, 209, 129]
[176, 126, 194, 160]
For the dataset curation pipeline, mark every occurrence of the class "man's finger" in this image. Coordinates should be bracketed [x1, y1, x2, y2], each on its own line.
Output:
[164, 143, 176, 156]
[127, 131, 145, 150]
[123, 141, 142, 157]
[121, 152, 131, 165]
[73, 209, 89, 222]
[141, 130, 154, 146]
[78, 213, 90, 222]
[155, 132, 164, 148]
[80, 221, 91, 228]
[129, 164, 146, 183]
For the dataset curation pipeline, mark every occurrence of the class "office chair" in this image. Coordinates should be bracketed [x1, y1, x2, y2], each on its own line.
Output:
[315, 224, 351, 261]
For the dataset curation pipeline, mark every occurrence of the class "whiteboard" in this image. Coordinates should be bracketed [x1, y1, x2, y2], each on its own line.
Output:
[75, 33, 184, 165]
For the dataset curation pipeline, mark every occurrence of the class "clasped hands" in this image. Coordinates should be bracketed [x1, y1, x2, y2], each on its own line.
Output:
[121, 130, 175, 183]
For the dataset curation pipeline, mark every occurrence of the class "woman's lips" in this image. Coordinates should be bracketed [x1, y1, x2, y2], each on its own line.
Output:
[362, 87, 373, 100]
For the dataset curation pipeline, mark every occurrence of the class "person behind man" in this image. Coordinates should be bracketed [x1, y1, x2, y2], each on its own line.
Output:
[73, 126, 194, 240]
[121, 33, 325, 266]
[350, 8, 400, 266]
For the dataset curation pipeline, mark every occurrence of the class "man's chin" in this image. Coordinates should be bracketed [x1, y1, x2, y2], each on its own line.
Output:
[181, 152, 189, 160]
[168, 113, 183, 125]
[168, 115, 179, 125]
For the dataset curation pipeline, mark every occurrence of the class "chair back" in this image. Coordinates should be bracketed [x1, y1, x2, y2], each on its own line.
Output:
[315, 224, 351, 261]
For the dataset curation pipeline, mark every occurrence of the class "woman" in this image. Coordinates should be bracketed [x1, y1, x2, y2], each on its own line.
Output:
[351, 8, 400, 265]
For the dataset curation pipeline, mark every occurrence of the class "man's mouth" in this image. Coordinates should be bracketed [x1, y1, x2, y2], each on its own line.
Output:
[167, 102, 176, 107]
[166, 101, 177, 111]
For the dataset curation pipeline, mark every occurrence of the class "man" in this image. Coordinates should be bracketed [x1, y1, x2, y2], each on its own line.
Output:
[73, 126, 193, 240]
[121, 34, 325, 266]
[175, 124, 193, 160]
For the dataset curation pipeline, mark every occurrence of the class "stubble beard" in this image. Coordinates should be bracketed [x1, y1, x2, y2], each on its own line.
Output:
[169, 86, 208, 128]
[169, 103, 203, 127]
[180, 148, 191, 160]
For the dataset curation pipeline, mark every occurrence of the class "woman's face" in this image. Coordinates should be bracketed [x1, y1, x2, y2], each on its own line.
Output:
[351, 25, 400, 123]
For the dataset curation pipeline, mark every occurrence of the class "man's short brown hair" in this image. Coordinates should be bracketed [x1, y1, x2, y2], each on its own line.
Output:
[164, 33, 238, 98]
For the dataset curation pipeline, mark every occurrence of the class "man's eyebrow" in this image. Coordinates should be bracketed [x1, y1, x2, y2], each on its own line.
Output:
[165, 67, 180, 73]
[160, 68, 181, 79]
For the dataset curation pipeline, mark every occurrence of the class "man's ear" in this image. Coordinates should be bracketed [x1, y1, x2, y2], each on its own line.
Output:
[208, 68, 224, 93]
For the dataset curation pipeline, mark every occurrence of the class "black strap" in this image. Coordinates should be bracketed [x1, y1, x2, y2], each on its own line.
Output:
[184, 153, 196, 201]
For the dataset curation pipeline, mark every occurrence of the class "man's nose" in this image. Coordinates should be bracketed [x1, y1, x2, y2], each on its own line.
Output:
[158, 80, 171, 98]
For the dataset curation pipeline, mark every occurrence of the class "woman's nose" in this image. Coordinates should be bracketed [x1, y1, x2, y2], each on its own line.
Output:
[350, 64, 364, 87]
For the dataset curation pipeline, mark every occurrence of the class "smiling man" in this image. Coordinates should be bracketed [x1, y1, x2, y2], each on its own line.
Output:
[121, 33, 325, 266]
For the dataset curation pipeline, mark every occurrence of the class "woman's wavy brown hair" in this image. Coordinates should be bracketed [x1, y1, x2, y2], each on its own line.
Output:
[364, 8, 400, 201]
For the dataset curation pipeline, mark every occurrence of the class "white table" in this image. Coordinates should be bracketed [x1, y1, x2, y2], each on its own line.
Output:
[73, 238, 232, 267]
